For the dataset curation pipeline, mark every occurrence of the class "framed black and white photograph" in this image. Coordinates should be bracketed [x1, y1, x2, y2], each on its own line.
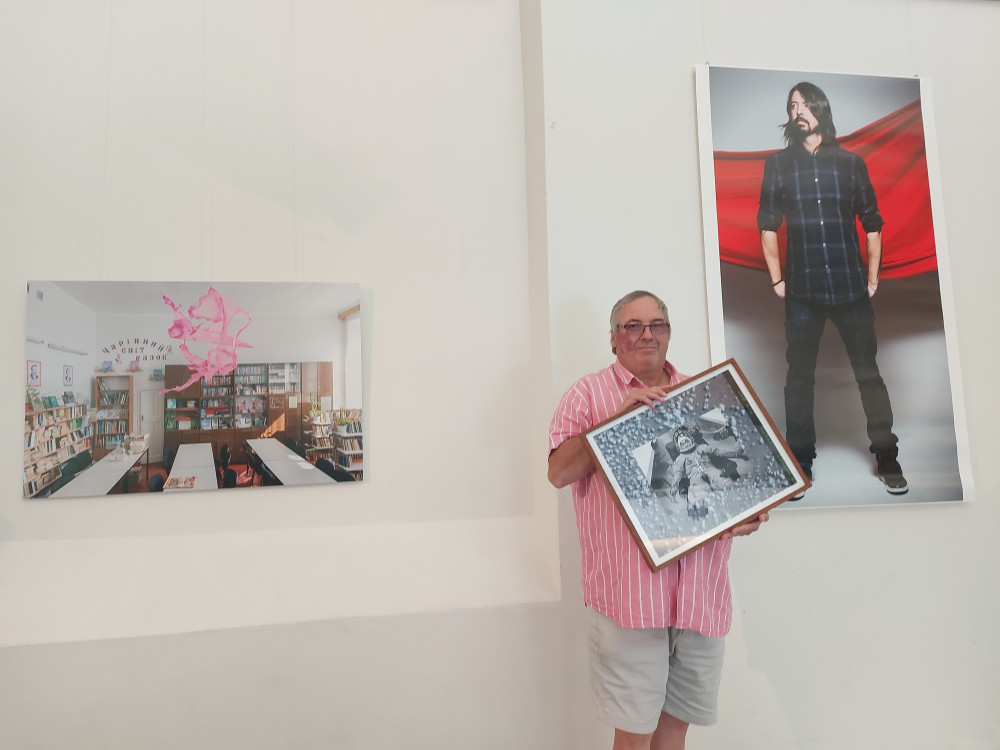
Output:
[583, 360, 808, 571]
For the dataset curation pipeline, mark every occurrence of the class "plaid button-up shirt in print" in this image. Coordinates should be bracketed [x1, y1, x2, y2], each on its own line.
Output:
[757, 144, 885, 306]
[549, 360, 733, 635]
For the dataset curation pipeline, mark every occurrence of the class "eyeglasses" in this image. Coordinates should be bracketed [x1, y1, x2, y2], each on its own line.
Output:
[616, 322, 671, 336]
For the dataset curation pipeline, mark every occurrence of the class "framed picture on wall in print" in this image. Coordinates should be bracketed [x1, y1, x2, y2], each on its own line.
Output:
[27, 360, 41, 388]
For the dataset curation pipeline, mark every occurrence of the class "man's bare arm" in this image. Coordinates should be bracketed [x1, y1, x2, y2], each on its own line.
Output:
[547, 436, 593, 489]
[866, 231, 882, 296]
[761, 230, 785, 299]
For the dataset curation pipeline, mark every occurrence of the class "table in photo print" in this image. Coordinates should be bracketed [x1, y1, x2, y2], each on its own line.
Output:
[50, 444, 150, 498]
[244, 438, 336, 486]
[164, 443, 219, 492]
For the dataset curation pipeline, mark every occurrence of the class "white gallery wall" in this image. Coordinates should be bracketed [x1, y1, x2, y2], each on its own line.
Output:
[1, 0, 561, 728]
[541, 1, 1000, 749]
[0, 1, 997, 749]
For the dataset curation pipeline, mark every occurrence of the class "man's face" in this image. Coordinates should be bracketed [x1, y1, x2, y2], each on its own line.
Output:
[613, 295, 670, 375]
[788, 90, 819, 136]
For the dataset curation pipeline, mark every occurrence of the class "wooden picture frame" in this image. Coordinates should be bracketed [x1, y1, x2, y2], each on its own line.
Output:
[583, 359, 809, 571]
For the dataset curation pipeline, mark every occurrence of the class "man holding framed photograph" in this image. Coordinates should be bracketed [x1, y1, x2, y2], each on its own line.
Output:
[547, 290, 767, 750]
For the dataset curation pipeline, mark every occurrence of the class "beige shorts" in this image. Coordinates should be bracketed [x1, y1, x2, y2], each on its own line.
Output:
[587, 608, 725, 734]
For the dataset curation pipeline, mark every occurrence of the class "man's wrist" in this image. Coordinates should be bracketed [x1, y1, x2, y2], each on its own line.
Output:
[771, 278, 785, 287]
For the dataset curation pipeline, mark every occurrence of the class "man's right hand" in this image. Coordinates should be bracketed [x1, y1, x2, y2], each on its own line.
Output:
[616, 386, 670, 415]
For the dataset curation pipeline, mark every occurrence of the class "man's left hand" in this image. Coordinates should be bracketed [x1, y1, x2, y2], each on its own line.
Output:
[722, 511, 769, 539]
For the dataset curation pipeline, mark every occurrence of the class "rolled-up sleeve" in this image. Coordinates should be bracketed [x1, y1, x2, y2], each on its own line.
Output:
[756, 156, 784, 232]
[548, 383, 591, 453]
[854, 156, 885, 233]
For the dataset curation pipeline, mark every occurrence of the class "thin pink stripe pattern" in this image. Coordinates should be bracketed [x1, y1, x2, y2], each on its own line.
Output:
[549, 361, 733, 635]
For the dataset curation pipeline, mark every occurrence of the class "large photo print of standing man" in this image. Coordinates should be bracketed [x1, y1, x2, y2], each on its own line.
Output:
[697, 66, 969, 509]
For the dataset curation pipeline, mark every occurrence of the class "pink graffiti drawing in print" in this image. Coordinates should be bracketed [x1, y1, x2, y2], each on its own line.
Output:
[160, 287, 253, 394]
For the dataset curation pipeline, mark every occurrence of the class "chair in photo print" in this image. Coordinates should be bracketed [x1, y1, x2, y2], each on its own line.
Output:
[316, 458, 357, 483]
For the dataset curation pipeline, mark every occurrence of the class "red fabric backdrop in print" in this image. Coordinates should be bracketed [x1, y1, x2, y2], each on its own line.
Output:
[714, 100, 936, 278]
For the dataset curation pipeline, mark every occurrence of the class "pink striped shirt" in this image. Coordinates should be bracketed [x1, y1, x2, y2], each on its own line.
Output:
[549, 360, 733, 635]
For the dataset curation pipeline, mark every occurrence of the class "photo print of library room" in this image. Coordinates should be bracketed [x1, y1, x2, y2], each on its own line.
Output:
[24, 280, 364, 498]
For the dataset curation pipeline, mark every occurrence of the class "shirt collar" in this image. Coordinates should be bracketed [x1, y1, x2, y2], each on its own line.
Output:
[610, 358, 677, 388]
[788, 141, 837, 159]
